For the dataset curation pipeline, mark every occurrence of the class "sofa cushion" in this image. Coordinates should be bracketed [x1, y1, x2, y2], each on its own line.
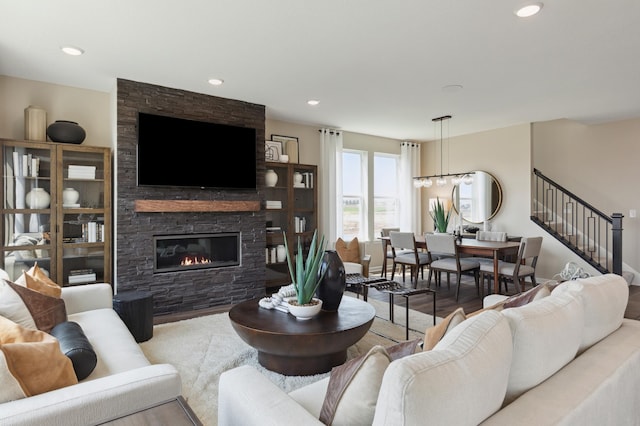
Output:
[0, 315, 77, 403]
[552, 273, 628, 353]
[423, 307, 466, 351]
[0, 280, 67, 332]
[0, 280, 37, 329]
[335, 237, 360, 263]
[49, 321, 97, 380]
[373, 310, 513, 425]
[501, 291, 583, 405]
[16, 263, 62, 298]
[319, 339, 420, 426]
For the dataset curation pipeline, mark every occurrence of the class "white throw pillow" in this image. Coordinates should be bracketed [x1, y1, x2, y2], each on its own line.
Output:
[552, 273, 628, 353]
[501, 292, 583, 405]
[373, 311, 513, 426]
[0, 280, 36, 329]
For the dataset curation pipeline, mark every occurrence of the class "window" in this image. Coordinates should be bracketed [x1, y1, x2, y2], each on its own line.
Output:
[342, 150, 366, 240]
[373, 154, 400, 237]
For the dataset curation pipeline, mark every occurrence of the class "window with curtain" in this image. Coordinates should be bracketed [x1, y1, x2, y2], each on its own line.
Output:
[373, 153, 400, 237]
[342, 150, 366, 240]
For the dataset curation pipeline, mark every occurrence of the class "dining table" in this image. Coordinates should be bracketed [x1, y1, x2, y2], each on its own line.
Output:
[380, 235, 521, 295]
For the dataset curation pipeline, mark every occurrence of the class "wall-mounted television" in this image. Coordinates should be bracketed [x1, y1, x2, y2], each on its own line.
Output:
[136, 112, 257, 190]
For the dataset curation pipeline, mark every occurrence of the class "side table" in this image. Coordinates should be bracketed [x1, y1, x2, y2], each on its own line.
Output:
[113, 290, 154, 342]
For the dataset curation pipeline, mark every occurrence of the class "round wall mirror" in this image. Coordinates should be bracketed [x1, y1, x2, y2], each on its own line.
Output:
[451, 171, 503, 224]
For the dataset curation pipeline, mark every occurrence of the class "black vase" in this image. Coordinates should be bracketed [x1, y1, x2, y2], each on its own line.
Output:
[316, 250, 346, 312]
[47, 120, 86, 144]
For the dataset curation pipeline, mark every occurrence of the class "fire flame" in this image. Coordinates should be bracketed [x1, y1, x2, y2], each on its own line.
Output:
[180, 256, 212, 266]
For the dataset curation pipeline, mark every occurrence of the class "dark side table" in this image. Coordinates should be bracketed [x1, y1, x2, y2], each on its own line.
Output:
[113, 291, 154, 342]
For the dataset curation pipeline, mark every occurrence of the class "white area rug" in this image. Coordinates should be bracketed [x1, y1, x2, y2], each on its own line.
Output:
[140, 295, 440, 426]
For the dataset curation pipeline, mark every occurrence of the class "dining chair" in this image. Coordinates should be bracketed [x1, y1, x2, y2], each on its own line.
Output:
[388, 231, 430, 287]
[468, 231, 509, 268]
[381, 227, 412, 278]
[480, 236, 543, 294]
[424, 233, 481, 301]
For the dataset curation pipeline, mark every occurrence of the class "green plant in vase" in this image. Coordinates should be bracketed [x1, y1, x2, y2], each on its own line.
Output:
[430, 197, 452, 233]
[283, 229, 327, 306]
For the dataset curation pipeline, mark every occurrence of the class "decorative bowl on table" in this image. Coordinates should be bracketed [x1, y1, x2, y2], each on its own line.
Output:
[285, 298, 323, 320]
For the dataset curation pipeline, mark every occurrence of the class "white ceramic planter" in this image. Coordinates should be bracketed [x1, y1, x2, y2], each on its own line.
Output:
[286, 298, 322, 320]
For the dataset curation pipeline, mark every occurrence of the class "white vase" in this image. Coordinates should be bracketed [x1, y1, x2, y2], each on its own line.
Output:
[293, 172, 303, 186]
[63, 188, 80, 205]
[286, 298, 323, 320]
[265, 169, 278, 187]
[276, 244, 287, 262]
[25, 187, 51, 209]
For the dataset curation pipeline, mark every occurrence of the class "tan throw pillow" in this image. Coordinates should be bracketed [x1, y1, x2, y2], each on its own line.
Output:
[319, 339, 420, 426]
[4, 281, 66, 333]
[0, 315, 78, 402]
[335, 237, 360, 264]
[16, 263, 62, 299]
[423, 307, 467, 351]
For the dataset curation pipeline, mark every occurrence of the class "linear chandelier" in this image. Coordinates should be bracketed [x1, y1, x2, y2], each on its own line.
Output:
[413, 114, 474, 188]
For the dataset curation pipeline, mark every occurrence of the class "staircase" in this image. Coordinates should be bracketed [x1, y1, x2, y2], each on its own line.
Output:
[531, 169, 623, 275]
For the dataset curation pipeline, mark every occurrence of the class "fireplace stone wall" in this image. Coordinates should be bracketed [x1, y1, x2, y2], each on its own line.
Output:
[116, 79, 266, 316]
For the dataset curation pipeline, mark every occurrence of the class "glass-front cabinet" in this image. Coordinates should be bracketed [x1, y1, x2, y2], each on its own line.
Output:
[0, 139, 111, 286]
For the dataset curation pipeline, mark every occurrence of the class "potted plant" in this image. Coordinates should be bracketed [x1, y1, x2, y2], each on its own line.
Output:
[283, 229, 327, 319]
[430, 197, 451, 233]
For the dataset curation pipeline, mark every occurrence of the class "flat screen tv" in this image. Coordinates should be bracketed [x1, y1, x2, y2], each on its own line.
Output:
[136, 112, 257, 190]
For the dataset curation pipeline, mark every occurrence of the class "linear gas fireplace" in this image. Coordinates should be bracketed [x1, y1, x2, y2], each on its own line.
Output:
[154, 232, 240, 273]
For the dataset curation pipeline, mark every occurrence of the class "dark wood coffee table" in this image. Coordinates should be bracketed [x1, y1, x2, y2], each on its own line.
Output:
[229, 296, 375, 375]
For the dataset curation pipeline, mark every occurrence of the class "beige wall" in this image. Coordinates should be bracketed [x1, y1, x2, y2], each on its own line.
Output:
[0, 75, 113, 148]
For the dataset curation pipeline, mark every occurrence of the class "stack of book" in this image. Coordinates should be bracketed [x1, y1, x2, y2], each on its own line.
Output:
[68, 268, 97, 285]
[68, 165, 96, 180]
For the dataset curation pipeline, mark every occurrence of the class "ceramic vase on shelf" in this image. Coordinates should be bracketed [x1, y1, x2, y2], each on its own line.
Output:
[46, 120, 86, 144]
[25, 187, 51, 209]
[316, 250, 346, 312]
[276, 244, 287, 263]
[265, 169, 278, 187]
[293, 172, 303, 187]
[63, 188, 80, 205]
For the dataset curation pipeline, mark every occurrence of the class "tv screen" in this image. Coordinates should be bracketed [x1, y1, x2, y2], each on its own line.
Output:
[137, 112, 257, 189]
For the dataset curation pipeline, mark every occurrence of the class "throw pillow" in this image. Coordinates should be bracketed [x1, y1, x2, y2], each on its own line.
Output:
[15, 263, 62, 298]
[0, 280, 37, 329]
[335, 237, 360, 264]
[0, 315, 78, 403]
[2, 281, 66, 333]
[423, 307, 467, 351]
[319, 339, 420, 426]
[49, 321, 97, 380]
[502, 281, 556, 309]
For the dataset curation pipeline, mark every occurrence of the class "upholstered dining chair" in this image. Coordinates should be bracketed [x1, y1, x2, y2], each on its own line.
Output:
[467, 231, 509, 267]
[388, 231, 430, 287]
[380, 227, 412, 278]
[424, 233, 481, 301]
[480, 236, 543, 294]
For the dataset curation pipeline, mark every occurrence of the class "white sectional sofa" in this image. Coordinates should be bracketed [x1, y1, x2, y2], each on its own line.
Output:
[1, 283, 182, 426]
[218, 274, 640, 425]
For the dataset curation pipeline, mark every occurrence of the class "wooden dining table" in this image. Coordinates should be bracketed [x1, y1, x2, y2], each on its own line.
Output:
[381, 235, 521, 295]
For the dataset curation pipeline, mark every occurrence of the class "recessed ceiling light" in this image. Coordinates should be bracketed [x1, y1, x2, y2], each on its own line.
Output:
[515, 3, 543, 18]
[208, 78, 224, 86]
[61, 46, 84, 56]
[307, 100, 320, 106]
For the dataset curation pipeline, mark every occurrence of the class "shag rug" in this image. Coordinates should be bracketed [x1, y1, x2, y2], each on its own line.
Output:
[139, 295, 440, 426]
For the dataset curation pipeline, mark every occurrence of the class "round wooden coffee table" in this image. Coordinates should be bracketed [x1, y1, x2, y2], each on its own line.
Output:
[229, 296, 375, 375]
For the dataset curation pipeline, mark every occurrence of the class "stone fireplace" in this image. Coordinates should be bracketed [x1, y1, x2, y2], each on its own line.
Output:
[116, 79, 267, 317]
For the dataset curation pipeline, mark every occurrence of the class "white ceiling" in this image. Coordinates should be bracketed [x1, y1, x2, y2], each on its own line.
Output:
[2, 0, 639, 140]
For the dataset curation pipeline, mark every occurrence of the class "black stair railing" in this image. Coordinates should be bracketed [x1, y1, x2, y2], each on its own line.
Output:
[531, 169, 623, 275]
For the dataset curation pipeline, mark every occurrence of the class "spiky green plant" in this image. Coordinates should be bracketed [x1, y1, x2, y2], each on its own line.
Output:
[429, 197, 452, 233]
[283, 229, 327, 305]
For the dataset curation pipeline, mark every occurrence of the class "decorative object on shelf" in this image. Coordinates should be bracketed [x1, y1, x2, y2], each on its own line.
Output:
[46, 120, 86, 144]
[280, 154, 289, 163]
[272, 134, 299, 164]
[293, 172, 304, 187]
[315, 249, 346, 312]
[429, 196, 451, 233]
[62, 188, 80, 205]
[276, 244, 286, 262]
[24, 105, 47, 141]
[265, 169, 278, 187]
[265, 140, 282, 162]
[283, 229, 327, 319]
[25, 187, 51, 209]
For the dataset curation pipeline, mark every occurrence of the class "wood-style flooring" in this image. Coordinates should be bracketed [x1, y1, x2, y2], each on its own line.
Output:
[154, 271, 640, 325]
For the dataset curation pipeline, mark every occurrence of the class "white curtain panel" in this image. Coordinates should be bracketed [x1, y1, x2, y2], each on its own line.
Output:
[399, 142, 421, 234]
[319, 128, 343, 243]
